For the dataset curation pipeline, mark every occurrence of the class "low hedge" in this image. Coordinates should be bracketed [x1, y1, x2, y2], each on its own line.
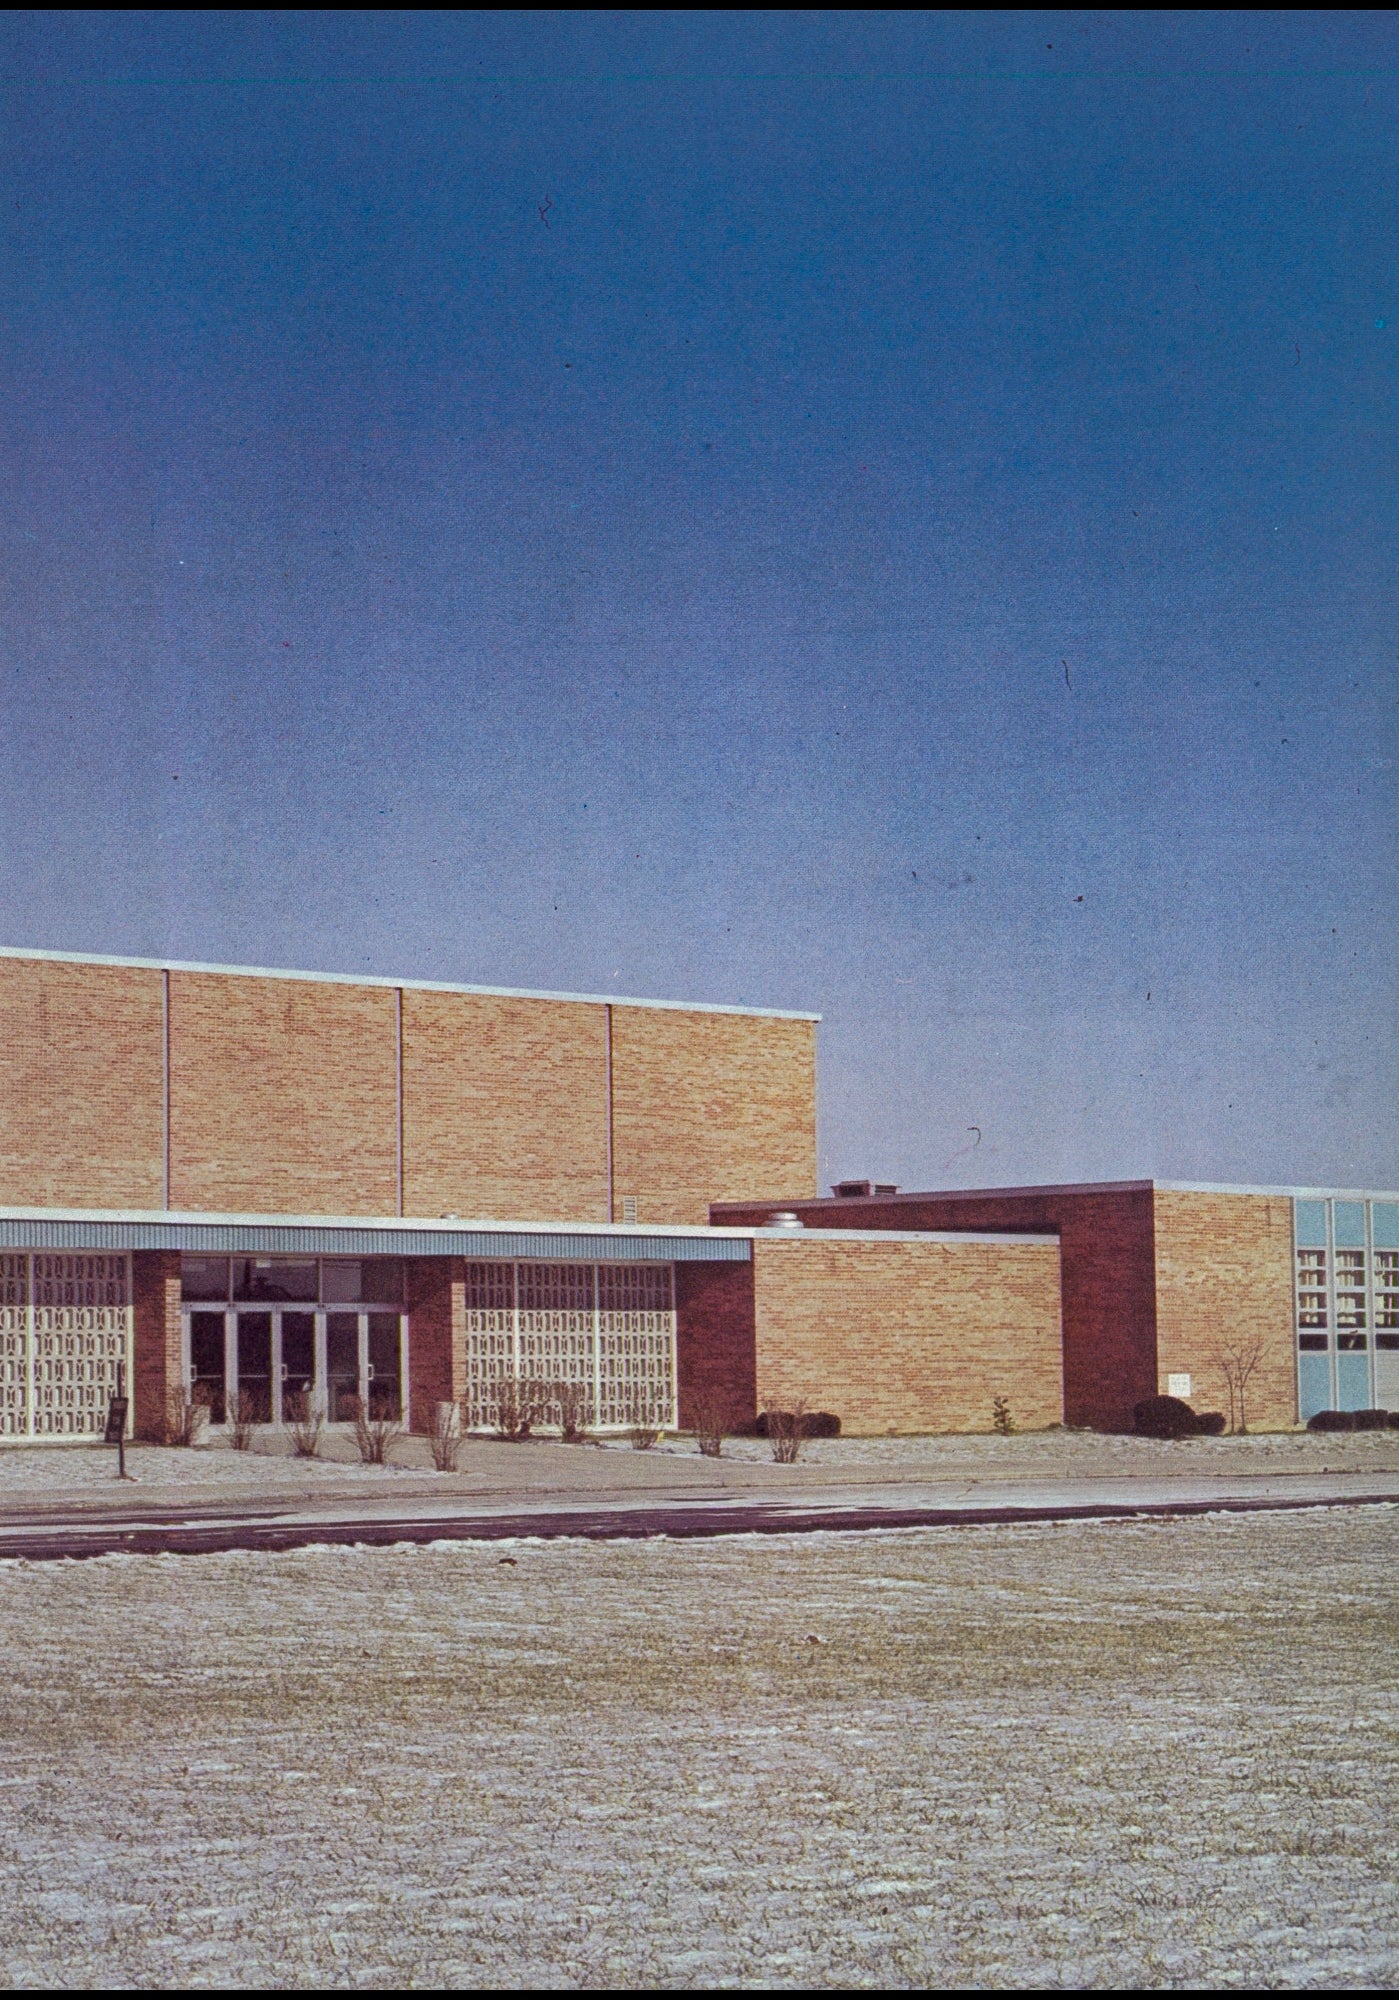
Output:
[752, 1409, 842, 1439]
[1307, 1407, 1393, 1432]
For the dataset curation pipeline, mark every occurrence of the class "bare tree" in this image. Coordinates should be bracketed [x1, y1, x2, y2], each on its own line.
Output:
[1212, 1336, 1266, 1434]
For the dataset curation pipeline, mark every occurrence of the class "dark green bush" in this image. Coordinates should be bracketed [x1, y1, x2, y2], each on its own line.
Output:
[752, 1409, 841, 1439]
[1133, 1394, 1198, 1439]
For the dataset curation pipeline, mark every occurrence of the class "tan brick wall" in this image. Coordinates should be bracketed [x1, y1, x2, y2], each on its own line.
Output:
[0, 951, 818, 1226]
[752, 1235, 1063, 1435]
[0, 957, 164, 1207]
[611, 1009, 816, 1226]
[1152, 1190, 1297, 1429]
[169, 972, 399, 1213]
[402, 992, 608, 1221]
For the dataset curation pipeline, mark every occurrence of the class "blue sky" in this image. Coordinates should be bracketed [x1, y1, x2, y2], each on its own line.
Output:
[1, 10, 1395, 1192]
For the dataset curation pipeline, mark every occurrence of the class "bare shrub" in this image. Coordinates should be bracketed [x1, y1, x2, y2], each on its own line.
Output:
[493, 1375, 543, 1443]
[428, 1399, 462, 1472]
[165, 1390, 209, 1448]
[1213, 1337, 1265, 1434]
[765, 1399, 807, 1464]
[225, 1388, 260, 1452]
[283, 1388, 324, 1460]
[350, 1394, 402, 1466]
[550, 1378, 592, 1443]
[626, 1389, 662, 1450]
[688, 1390, 727, 1459]
[992, 1396, 1015, 1436]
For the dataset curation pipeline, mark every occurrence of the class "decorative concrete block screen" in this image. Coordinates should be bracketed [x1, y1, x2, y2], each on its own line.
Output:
[0, 1253, 131, 1439]
[464, 1260, 675, 1432]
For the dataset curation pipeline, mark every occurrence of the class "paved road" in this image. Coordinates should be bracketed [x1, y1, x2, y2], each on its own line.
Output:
[1, 1472, 1394, 1562]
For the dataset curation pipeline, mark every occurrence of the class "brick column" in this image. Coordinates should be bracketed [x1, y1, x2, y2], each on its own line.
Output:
[406, 1256, 465, 1434]
[675, 1260, 757, 1433]
[132, 1250, 182, 1442]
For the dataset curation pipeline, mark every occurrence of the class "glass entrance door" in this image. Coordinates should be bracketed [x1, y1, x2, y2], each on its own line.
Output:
[189, 1311, 227, 1423]
[280, 1311, 316, 1422]
[367, 1314, 403, 1420]
[236, 1312, 274, 1424]
[326, 1313, 361, 1422]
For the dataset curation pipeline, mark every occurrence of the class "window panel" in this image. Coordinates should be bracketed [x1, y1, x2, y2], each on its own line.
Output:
[232, 1258, 317, 1303]
[181, 1256, 230, 1302]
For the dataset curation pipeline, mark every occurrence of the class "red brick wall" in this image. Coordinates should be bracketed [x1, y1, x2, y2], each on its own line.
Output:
[675, 1260, 757, 1432]
[611, 1008, 817, 1225]
[169, 972, 399, 1213]
[1153, 1190, 1297, 1429]
[132, 1249, 182, 1441]
[751, 1235, 1063, 1435]
[406, 1255, 465, 1434]
[402, 991, 608, 1221]
[714, 1187, 1159, 1431]
[0, 958, 164, 1207]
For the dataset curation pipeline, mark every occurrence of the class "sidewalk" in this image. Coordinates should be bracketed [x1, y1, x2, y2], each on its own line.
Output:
[0, 1429, 1395, 1559]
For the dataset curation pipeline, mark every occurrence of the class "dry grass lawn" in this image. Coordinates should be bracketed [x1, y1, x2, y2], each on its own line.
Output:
[0, 1507, 1394, 1988]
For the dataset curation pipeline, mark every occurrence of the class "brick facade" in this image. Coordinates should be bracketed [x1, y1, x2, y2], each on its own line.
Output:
[1152, 1190, 1297, 1429]
[749, 1235, 1063, 1436]
[402, 991, 608, 1221]
[0, 953, 815, 1229]
[715, 1187, 1158, 1431]
[610, 1007, 817, 1225]
[131, 1249, 182, 1441]
[169, 971, 400, 1214]
[675, 1260, 757, 1432]
[405, 1255, 466, 1433]
[0, 957, 164, 1207]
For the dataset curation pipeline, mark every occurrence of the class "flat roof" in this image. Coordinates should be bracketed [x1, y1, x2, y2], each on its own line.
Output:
[740, 1178, 1399, 1206]
[0, 942, 820, 1024]
[0, 1206, 1055, 1257]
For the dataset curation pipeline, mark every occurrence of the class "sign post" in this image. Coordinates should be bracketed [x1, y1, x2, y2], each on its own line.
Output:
[105, 1360, 130, 1479]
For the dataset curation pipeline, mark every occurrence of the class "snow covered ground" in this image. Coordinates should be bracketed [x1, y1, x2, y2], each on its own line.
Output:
[0, 1507, 1393, 1987]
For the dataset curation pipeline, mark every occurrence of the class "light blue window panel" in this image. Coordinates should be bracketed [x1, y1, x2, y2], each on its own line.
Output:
[1372, 1204, 1399, 1251]
[1298, 1352, 1332, 1422]
[1334, 1201, 1367, 1249]
[1294, 1200, 1328, 1249]
[1336, 1351, 1370, 1411]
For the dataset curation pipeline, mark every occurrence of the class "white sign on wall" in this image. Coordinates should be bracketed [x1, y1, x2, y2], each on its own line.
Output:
[1167, 1373, 1192, 1399]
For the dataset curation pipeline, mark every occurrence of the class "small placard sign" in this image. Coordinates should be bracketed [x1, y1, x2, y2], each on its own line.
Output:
[1166, 1373, 1192, 1399]
[104, 1396, 129, 1444]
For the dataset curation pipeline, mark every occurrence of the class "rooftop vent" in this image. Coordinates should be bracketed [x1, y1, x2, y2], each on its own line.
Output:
[831, 1180, 899, 1198]
[766, 1210, 805, 1229]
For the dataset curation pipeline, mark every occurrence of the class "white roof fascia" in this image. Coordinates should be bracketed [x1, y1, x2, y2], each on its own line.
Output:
[0, 1205, 1056, 1246]
[0, 943, 819, 1023]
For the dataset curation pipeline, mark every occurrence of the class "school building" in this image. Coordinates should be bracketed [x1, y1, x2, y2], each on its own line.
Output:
[0, 944, 1390, 1442]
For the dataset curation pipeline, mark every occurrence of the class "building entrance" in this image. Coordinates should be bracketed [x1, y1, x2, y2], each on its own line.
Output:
[178, 1256, 409, 1429]
[183, 1306, 408, 1427]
